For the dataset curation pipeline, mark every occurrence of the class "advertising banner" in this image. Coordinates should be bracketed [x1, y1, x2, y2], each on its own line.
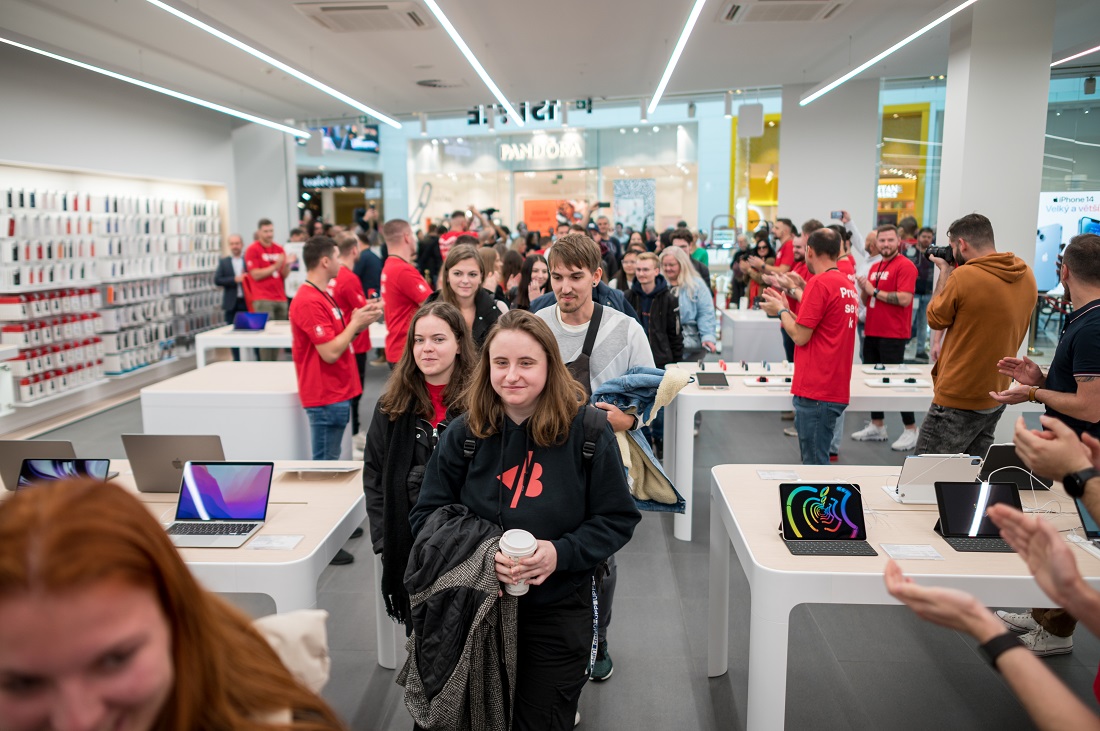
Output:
[1035, 192, 1100, 292]
[523, 200, 566, 238]
[613, 179, 656, 232]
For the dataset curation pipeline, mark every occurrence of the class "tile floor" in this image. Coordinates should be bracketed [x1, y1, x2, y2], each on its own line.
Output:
[34, 359, 1100, 730]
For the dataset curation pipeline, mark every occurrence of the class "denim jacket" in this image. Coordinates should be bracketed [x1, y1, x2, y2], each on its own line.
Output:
[591, 367, 686, 514]
[674, 282, 717, 352]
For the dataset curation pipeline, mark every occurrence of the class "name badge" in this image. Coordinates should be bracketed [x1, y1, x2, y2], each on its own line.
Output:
[332, 306, 343, 321]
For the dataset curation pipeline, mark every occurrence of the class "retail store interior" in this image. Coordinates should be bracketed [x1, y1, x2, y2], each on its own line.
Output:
[2, 0, 1100, 729]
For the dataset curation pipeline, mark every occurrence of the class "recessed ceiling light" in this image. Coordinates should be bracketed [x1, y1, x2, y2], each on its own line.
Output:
[653, 126, 660, 132]
[142, 0, 400, 128]
[633, 127, 639, 133]
[0, 35, 309, 138]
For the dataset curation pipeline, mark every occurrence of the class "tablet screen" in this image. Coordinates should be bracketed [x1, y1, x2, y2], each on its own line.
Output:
[696, 372, 729, 387]
[935, 481, 1021, 537]
[779, 483, 866, 540]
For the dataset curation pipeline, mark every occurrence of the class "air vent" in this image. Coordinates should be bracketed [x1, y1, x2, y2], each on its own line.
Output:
[416, 79, 468, 89]
[293, 2, 433, 32]
[716, 1, 847, 24]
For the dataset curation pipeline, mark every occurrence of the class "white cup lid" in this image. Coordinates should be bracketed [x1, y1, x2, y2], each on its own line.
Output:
[499, 529, 537, 554]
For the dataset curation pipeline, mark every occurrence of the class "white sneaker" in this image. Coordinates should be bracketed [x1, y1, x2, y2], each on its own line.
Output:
[891, 429, 918, 451]
[1019, 627, 1073, 656]
[996, 610, 1038, 634]
[851, 422, 889, 441]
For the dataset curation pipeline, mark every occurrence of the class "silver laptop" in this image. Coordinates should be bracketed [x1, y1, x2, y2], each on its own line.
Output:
[122, 434, 225, 493]
[0, 440, 76, 491]
[165, 461, 274, 548]
[880, 454, 982, 504]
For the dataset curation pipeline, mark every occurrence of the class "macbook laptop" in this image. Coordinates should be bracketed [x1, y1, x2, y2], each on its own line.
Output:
[16, 459, 110, 489]
[779, 482, 878, 556]
[881, 454, 983, 504]
[165, 461, 273, 548]
[934, 481, 1022, 553]
[0, 440, 76, 491]
[233, 311, 268, 331]
[979, 443, 1052, 491]
[122, 434, 226, 493]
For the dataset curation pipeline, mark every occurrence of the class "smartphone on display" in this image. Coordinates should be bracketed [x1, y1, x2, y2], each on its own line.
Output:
[1080, 217, 1100, 236]
[1034, 223, 1063, 292]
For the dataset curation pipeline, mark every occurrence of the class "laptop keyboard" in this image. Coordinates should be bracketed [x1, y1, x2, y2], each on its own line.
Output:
[942, 536, 1015, 553]
[784, 540, 878, 556]
[168, 522, 259, 536]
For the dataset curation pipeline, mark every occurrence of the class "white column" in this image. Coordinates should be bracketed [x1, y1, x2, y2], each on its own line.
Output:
[778, 80, 880, 231]
[231, 123, 297, 239]
[936, 0, 1053, 264]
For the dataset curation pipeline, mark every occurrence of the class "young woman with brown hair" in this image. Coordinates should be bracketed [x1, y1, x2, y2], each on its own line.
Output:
[411, 310, 640, 731]
[0, 480, 346, 731]
[363, 300, 475, 628]
[511, 253, 549, 311]
[426, 244, 507, 348]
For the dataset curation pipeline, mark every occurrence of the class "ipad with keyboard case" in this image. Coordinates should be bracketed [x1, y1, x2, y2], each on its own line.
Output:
[934, 481, 1021, 553]
[778, 482, 878, 556]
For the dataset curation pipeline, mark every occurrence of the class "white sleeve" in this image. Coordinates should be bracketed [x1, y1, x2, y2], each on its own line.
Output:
[847, 219, 865, 257]
[627, 320, 656, 369]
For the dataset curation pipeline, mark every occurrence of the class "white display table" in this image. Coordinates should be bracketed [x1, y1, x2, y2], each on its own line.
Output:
[139, 362, 350, 460]
[194, 321, 387, 368]
[707, 463, 1097, 730]
[719, 308, 787, 363]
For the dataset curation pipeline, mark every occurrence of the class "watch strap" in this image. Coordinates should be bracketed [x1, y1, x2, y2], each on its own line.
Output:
[1064, 467, 1100, 498]
[979, 631, 1023, 670]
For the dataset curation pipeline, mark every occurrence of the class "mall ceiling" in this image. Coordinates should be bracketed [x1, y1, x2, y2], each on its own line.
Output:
[2, 0, 1099, 124]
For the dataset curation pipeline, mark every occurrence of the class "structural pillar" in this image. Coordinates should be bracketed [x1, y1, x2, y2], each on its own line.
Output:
[778, 80, 880, 232]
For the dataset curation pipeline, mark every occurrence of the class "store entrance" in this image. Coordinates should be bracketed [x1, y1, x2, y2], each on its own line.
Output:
[512, 169, 598, 238]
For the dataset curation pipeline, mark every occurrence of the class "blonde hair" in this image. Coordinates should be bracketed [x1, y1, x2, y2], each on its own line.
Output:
[464, 310, 586, 447]
[635, 251, 659, 267]
[660, 246, 705, 295]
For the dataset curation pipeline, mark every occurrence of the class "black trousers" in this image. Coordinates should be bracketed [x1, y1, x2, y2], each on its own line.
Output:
[781, 327, 795, 362]
[512, 585, 593, 731]
[864, 335, 915, 425]
[351, 352, 367, 435]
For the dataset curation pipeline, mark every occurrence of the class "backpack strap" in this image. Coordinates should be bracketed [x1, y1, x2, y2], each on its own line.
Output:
[462, 421, 477, 459]
[580, 405, 608, 462]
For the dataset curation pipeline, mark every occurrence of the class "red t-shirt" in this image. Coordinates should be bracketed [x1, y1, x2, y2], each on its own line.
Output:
[245, 241, 288, 302]
[289, 283, 361, 408]
[328, 267, 371, 354]
[438, 230, 465, 262]
[865, 253, 918, 339]
[426, 381, 447, 427]
[775, 239, 795, 271]
[792, 269, 858, 404]
[381, 256, 431, 363]
[837, 254, 856, 278]
[787, 259, 813, 315]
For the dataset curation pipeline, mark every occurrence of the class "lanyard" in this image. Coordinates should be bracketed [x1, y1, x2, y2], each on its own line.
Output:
[872, 256, 898, 288]
[305, 281, 346, 328]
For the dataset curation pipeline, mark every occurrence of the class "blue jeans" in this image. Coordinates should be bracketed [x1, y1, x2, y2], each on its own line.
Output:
[305, 400, 350, 461]
[793, 396, 846, 465]
[911, 293, 932, 354]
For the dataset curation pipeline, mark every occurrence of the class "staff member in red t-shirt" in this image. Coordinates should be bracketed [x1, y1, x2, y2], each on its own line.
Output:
[760, 228, 858, 465]
[245, 218, 296, 361]
[852, 223, 920, 451]
[328, 236, 377, 440]
[290, 236, 379, 466]
[380, 219, 431, 368]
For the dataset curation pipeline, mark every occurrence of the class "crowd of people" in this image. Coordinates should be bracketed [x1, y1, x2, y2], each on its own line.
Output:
[3, 199, 1098, 731]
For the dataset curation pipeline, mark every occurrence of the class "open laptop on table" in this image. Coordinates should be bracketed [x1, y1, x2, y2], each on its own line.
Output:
[122, 434, 225, 493]
[779, 482, 878, 556]
[979, 443, 1052, 491]
[881, 454, 983, 504]
[165, 461, 274, 548]
[934, 481, 1022, 553]
[233, 311, 268, 331]
[0, 440, 76, 490]
[16, 459, 110, 489]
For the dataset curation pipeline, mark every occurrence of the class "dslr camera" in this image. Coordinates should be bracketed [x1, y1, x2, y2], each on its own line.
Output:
[924, 245, 954, 264]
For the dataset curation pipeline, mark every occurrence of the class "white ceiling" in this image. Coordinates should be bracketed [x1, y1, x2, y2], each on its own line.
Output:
[2, 0, 1098, 125]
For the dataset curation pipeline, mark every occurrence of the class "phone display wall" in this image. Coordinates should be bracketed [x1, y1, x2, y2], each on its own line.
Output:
[0, 166, 224, 410]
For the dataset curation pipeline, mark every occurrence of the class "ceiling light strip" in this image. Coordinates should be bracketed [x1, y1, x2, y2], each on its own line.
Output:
[143, 0, 401, 128]
[0, 36, 310, 138]
[800, 0, 980, 107]
[1051, 43, 1100, 68]
[649, 0, 709, 115]
[420, 0, 524, 127]
[1046, 133, 1100, 149]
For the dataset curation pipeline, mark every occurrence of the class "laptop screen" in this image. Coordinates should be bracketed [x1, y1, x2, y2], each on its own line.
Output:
[935, 481, 1021, 537]
[233, 312, 268, 330]
[17, 459, 110, 489]
[1075, 498, 1100, 539]
[780, 483, 867, 540]
[175, 462, 273, 521]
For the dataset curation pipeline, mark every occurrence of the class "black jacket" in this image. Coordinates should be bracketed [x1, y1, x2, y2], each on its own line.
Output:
[626, 275, 683, 367]
[416, 236, 443, 288]
[353, 248, 383, 297]
[214, 255, 243, 312]
[425, 289, 504, 348]
[362, 401, 453, 555]
[411, 409, 641, 607]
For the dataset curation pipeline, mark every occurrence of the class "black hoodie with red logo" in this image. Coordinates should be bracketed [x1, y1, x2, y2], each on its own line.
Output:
[411, 407, 641, 606]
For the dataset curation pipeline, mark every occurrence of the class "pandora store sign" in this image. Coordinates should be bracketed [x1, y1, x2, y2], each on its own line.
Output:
[498, 134, 585, 163]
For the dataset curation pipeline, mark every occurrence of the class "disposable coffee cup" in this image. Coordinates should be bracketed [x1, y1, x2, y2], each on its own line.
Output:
[738, 296, 748, 310]
[499, 529, 537, 596]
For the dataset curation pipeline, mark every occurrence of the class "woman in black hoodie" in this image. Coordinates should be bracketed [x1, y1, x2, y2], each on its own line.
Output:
[363, 300, 475, 631]
[412, 310, 640, 731]
[426, 244, 507, 348]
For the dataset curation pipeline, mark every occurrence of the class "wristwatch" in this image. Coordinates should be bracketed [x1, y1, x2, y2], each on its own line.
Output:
[1062, 467, 1100, 498]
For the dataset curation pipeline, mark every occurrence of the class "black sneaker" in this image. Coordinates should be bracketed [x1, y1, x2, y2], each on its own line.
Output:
[914, 352, 929, 363]
[330, 548, 355, 566]
[590, 640, 613, 681]
[350, 527, 364, 539]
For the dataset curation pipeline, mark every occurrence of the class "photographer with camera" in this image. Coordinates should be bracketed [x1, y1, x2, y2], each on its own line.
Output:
[914, 213, 1037, 456]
